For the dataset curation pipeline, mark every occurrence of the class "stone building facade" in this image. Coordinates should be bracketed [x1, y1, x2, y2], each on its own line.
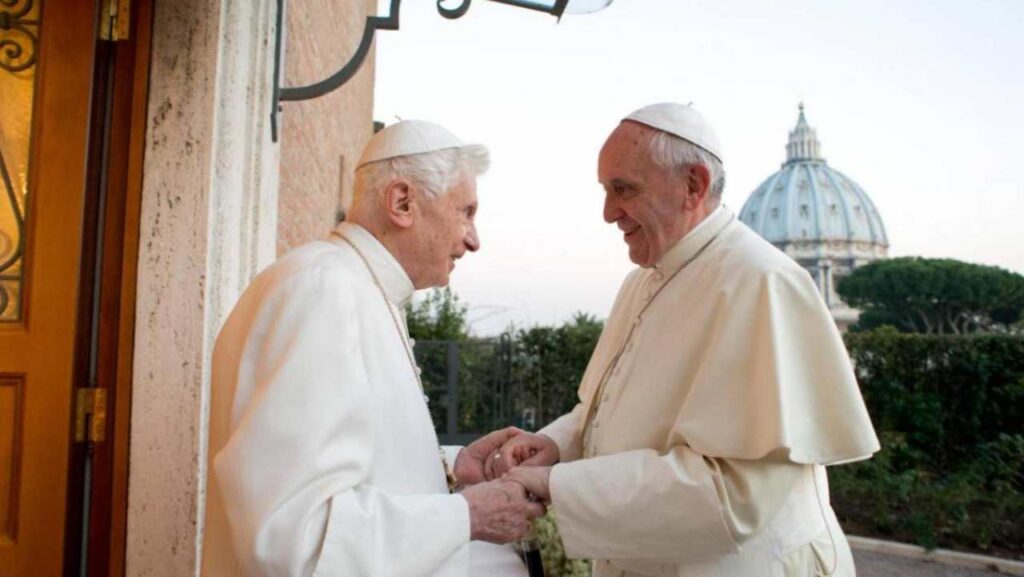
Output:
[126, 1, 376, 575]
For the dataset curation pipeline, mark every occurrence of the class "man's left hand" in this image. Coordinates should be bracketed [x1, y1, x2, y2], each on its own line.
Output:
[453, 427, 523, 487]
[505, 466, 553, 503]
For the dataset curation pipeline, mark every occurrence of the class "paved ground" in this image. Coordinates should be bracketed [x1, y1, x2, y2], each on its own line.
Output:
[855, 550, 1005, 577]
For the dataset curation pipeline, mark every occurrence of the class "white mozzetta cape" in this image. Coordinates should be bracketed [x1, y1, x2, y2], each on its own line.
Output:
[540, 207, 879, 577]
[201, 223, 525, 577]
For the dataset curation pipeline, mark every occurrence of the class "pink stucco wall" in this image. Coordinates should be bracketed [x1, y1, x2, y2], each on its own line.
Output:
[277, 0, 378, 255]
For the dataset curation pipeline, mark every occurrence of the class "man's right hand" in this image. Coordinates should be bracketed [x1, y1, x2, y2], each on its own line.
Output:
[460, 480, 546, 543]
[487, 432, 560, 479]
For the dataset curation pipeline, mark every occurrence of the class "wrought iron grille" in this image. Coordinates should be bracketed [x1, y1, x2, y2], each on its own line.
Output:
[0, 0, 39, 322]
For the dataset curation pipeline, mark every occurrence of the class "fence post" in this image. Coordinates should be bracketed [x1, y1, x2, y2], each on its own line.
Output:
[499, 334, 510, 427]
[447, 341, 459, 438]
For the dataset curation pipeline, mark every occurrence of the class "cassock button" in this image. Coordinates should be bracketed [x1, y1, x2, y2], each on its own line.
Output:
[409, 338, 417, 347]
[423, 394, 430, 404]
[415, 366, 423, 376]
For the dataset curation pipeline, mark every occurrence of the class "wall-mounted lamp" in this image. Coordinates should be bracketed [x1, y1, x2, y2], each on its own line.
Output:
[271, 0, 613, 141]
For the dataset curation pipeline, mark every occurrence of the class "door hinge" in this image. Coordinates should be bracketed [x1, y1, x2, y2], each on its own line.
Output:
[99, 0, 131, 42]
[75, 388, 108, 444]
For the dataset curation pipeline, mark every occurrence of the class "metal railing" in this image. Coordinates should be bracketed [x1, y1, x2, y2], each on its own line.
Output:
[414, 337, 528, 445]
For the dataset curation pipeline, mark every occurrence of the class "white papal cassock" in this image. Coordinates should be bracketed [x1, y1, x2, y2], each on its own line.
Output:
[201, 222, 525, 577]
[540, 206, 880, 577]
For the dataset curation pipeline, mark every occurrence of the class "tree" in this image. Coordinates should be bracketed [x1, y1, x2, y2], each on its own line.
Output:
[406, 287, 470, 341]
[508, 313, 603, 427]
[837, 257, 1024, 334]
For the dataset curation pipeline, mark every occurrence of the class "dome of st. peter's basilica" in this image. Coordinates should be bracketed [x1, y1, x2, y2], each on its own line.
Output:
[739, 105, 889, 330]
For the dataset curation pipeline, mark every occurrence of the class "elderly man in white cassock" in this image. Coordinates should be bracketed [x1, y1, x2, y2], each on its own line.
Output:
[490, 103, 880, 577]
[201, 120, 543, 577]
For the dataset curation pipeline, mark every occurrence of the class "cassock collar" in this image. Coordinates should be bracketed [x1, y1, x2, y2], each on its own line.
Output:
[330, 222, 416, 308]
[654, 205, 734, 272]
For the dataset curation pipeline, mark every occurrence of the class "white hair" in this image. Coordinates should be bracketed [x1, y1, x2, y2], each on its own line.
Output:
[351, 145, 490, 214]
[646, 129, 726, 202]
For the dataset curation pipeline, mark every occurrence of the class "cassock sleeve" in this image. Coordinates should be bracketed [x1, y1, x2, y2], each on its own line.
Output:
[709, 458, 807, 542]
[538, 403, 585, 463]
[549, 447, 804, 564]
[212, 269, 470, 577]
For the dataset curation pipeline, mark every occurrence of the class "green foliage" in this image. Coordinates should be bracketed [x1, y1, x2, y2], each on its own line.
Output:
[832, 330, 1024, 555]
[535, 513, 592, 577]
[831, 432, 1024, 554]
[406, 288, 490, 434]
[415, 339, 503, 436]
[844, 329, 1024, 466]
[507, 313, 604, 428]
[407, 287, 470, 341]
[837, 257, 1024, 334]
[414, 313, 603, 437]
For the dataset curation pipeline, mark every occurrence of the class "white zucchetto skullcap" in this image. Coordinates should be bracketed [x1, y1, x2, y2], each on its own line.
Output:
[623, 103, 723, 163]
[357, 120, 475, 169]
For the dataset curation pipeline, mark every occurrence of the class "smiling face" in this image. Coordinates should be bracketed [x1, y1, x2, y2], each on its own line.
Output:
[410, 175, 480, 289]
[598, 122, 692, 267]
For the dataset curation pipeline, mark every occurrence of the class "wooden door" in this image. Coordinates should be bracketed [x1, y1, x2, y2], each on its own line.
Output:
[0, 1, 101, 575]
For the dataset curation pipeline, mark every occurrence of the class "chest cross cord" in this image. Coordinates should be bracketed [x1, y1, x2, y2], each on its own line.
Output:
[581, 215, 735, 455]
[336, 233, 459, 493]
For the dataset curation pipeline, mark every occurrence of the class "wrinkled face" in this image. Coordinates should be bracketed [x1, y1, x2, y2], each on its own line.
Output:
[412, 175, 480, 289]
[598, 122, 690, 267]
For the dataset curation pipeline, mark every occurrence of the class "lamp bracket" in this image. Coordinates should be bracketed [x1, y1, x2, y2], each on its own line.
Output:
[270, 0, 571, 142]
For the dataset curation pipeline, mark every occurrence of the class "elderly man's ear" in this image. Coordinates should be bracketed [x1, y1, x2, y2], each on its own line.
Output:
[384, 178, 416, 228]
[683, 164, 712, 210]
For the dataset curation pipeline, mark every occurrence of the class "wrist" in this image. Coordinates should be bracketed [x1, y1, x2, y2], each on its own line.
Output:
[459, 489, 481, 540]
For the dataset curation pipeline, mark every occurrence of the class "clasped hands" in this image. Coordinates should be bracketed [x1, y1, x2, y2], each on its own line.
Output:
[452, 427, 560, 544]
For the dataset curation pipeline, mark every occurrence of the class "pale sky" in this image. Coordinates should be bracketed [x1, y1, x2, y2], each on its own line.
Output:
[373, 0, 1024, 336]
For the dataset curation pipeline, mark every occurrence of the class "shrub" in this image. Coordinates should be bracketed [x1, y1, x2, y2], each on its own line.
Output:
[834, 329, 1024, 555]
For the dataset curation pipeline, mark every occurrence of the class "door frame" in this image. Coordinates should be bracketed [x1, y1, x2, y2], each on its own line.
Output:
[61, 1, 153, 576]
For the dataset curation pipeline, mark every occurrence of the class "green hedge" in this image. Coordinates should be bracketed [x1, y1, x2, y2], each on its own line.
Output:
[832, 328, 1024, 556]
